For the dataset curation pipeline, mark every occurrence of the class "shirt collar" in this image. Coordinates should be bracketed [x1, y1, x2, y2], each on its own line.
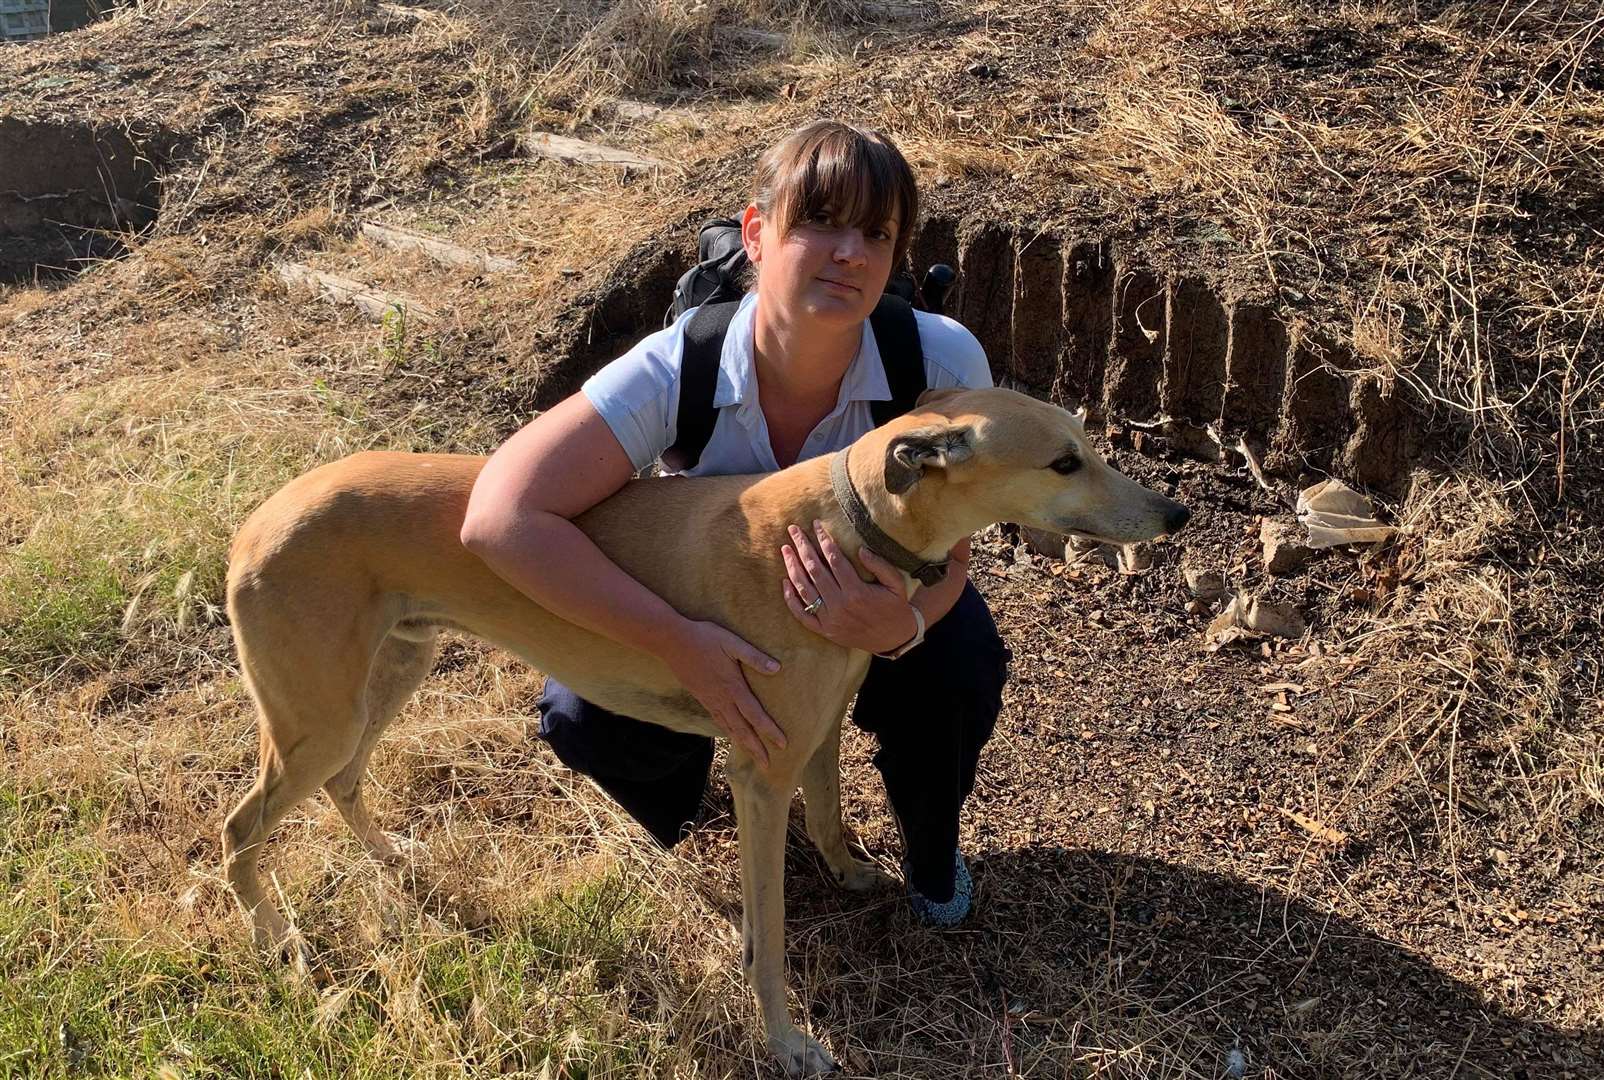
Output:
[714, 293, 892, 410]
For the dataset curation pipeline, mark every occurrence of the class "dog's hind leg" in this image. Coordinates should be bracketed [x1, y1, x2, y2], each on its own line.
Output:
[222, 612, 381, 953]
[223, 721, 364, 951]
[322, 629, 439, 865]
[801, 720, 894, 893]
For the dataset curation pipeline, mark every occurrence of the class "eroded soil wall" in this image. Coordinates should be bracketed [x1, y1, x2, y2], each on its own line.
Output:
[0, 118, 166, 280]
[932, 219, 1417, 491]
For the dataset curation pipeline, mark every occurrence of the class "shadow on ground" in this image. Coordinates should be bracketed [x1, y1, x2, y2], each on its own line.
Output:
[766, 845, 1603, 1079]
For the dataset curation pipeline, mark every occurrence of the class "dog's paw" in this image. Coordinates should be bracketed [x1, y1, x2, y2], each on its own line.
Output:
[248, 906, 297, 953]
[769, 1027, 837, 1076]
[384, 832, 431, 864]
[832, 858, 896, 894]
[260, 923, 314, 979]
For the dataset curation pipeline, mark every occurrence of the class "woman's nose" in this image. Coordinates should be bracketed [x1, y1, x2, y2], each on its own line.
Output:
[834, 230, 867, 264]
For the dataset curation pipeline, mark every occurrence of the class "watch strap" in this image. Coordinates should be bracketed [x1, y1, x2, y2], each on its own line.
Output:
[875, 604, 926, 660]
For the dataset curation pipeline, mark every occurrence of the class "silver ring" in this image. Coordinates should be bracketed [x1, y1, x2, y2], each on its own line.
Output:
[803, 595, 825, 616]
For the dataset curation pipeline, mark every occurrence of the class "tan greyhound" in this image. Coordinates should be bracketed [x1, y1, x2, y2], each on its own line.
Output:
[222, 386, 1189, 1075]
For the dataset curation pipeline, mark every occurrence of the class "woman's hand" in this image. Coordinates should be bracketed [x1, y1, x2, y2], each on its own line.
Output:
[780, 521, 921, 654]
[658, 621, 788, 766]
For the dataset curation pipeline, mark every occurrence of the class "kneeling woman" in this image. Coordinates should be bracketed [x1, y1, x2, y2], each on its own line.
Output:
[460, 120, 1009, 925]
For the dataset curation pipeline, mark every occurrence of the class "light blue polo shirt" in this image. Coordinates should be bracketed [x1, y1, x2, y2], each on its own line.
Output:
[582, 291, 992, 477]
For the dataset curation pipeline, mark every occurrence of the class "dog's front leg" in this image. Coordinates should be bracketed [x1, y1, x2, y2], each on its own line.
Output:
[802, 721, 895, 893]
[728, 752, 836, 1077]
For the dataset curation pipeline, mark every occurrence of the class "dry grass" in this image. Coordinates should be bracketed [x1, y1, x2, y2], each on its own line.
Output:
[1071, 58, 1276, 206]
[1299, 466, 1601, 920]
[846, 0, 1604, 484]
[0, 236, 462, 687]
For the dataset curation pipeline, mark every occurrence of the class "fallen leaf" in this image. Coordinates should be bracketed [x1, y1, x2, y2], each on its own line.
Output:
[1279, 807, 1348, 845]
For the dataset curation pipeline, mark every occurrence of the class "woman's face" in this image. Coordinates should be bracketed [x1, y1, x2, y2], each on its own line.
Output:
[743, 203, 899, 332]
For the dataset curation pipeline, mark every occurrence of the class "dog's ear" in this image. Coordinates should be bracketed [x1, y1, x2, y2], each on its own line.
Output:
[884, 427, 974, 495]
[914, 387, 965, 409]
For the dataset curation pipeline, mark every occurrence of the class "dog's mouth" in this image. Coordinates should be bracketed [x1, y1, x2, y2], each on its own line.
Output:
[1060, 524, 1178, 546]
[1063, 527, 1128, 546]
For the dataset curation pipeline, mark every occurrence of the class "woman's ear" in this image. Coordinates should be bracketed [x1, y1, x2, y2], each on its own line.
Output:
[741, 204, 763, 264]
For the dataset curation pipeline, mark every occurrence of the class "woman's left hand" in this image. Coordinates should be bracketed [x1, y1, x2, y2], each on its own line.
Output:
[780, 520, 921, 654]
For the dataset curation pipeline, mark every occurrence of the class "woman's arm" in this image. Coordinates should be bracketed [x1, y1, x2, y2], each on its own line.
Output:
[460, 392, 787, 763]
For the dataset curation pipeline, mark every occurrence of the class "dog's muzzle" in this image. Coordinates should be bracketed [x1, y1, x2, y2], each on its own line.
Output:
[1164, 502, 1192, 535]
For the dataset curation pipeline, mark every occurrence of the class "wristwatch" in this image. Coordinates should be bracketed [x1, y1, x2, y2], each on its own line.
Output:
[875, 604, 926, 660]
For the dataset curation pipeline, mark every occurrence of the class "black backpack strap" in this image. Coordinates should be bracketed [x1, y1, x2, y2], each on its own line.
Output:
[662, 300, 741, 473]
[868, 294, 925, 427]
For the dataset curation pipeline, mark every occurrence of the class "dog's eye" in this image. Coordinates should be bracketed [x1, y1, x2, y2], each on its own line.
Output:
[1050, 454, 1081, 476]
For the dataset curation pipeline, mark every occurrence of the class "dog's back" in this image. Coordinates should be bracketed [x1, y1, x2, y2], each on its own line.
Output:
[225, 451, 846, 739]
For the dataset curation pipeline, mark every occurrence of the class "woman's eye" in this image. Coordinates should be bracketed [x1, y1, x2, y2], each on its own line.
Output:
[1050, 455, 1081, 475]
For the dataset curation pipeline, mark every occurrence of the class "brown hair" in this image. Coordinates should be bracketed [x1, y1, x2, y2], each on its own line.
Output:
[753, 120, 920, 269]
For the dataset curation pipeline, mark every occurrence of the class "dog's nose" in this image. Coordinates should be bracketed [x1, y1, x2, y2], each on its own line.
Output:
[1165, 503, 1192, 535]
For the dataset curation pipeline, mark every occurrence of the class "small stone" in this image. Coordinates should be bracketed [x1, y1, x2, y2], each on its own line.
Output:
[1019, 526, 1067, 560]
[1118, 544, 1152, 574]
[1064, 535, 1118, 569]
[1261, 519, 1313, 576]
[1186, 598, 1209, 616]
[1183, 564, 1226, 601]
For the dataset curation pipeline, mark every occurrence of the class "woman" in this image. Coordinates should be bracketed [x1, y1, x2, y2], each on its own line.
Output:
[459, 120, 1008, 925]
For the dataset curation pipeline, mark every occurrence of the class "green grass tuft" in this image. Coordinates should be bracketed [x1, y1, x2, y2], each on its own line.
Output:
[0, 546, 128, 683]
[0, 787, 660, 1079]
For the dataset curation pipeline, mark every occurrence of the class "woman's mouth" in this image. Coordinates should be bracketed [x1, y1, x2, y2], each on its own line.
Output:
[817, 277, 860, 293]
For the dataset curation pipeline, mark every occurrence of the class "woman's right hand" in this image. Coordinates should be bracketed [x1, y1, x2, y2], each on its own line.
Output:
[661, 621, 788, 765]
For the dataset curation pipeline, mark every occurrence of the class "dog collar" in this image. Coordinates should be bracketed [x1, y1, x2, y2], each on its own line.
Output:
[829, 448, 949, 588]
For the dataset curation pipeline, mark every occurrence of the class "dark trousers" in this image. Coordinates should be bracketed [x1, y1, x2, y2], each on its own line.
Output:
[537, 581, 1009, 903]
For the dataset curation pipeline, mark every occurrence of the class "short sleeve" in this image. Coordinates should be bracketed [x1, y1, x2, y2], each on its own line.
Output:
[916, 312, 993, 391]
[580, 317, 687, 472]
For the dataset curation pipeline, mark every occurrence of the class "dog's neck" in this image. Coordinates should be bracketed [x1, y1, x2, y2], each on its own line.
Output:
[842, 442, 975, 573]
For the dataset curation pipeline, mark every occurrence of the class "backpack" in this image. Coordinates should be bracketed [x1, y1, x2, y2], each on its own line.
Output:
[661, 217, 957, 472]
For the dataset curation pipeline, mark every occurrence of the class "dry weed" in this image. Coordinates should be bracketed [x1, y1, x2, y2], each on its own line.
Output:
[1318, 467, 1595, 890]
[1070, 59, 1276, 205]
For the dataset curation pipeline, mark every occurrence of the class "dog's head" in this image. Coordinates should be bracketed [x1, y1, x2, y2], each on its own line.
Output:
[871, 387, 1190, 545]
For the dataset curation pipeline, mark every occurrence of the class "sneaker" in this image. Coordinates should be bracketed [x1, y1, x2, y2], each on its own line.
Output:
[906, 851, 972, 927]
